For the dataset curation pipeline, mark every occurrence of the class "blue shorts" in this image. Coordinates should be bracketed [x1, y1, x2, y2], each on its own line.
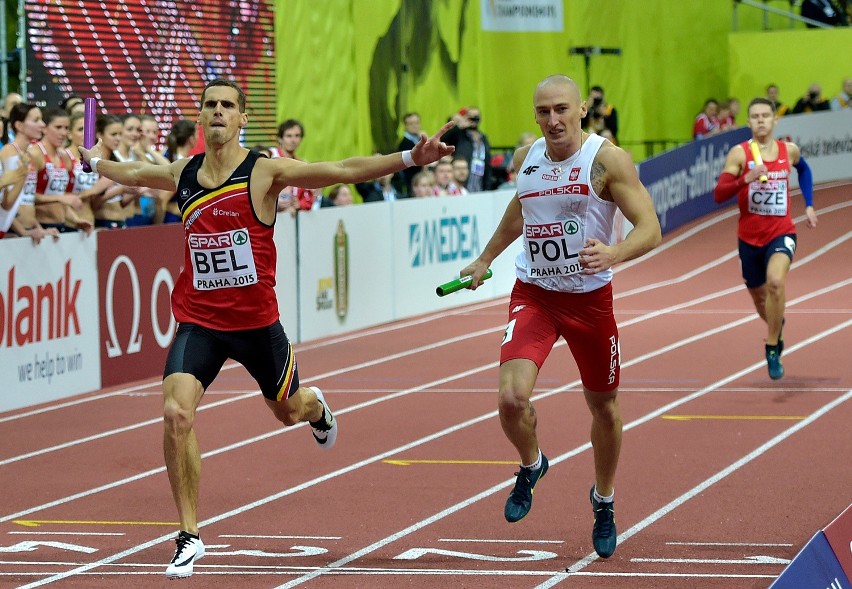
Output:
[164, 321, 300, 402]
[738, 234, 797, 289]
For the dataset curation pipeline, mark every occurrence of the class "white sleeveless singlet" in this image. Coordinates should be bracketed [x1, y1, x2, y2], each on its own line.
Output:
[514, 134, 617, 293]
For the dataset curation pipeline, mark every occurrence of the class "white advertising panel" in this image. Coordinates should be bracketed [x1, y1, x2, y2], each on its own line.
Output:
[392, 191, 519, 318]
[297, 203, 394, 342]
[0, 233, 100, 411]
[274, 212, 300, 341]
[775, 110, 852, 187]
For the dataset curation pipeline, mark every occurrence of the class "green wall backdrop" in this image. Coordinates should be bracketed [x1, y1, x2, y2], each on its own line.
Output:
[729, 27, 852, 120]
[274, 0, 846, 164]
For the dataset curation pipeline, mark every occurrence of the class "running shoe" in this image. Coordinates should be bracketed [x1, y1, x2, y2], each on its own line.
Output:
[504, 453, 549, 522]
[590, 486, 617, 558]
[309, 387, 337, 449]
[165, 531, 204, 579]
[766, 345, 784, 380]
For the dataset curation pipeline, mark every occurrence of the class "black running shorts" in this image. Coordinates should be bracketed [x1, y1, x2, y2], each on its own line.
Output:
[164, 321, 300, 401]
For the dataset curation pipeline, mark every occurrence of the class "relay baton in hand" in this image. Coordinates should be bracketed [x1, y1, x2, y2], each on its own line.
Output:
[436, 268, 493, 297]
[749, 140, 768, 183]
[82, 98, 97, 173]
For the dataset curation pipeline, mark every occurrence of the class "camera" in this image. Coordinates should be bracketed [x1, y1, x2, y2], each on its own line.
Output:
[808, 91, 819, 101]
[592, 96, 603, 108]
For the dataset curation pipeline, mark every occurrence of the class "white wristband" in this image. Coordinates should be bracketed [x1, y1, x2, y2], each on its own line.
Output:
[401, 150, 414, 168]
[89, 157, 102, 174]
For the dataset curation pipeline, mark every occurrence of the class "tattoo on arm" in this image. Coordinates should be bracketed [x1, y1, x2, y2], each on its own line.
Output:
[590, 160, 608, 198]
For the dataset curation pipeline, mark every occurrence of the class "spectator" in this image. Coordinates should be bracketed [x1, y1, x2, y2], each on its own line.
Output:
[397, 112, 422, 196]
[432, 160, 464, 196]
[411, 170, 436, 197]
[0, 92, 23, 143]
[91, 114, 136, 230]
[265, 119, 321, 214]
[61, 95, 85, 116]
[0, 103, 58, 244]
[502, 131, 538, 188]
[159, 119, 198, 223]
[800, 0, 848, 27]
[320, 183, 354, 207]
[582, 85, 619, 143]
[766, 84, 789, 116]
[442, 106, 492, 192]
[693, 99, 721, 139]
[718, 97, 741, 130]
[830, 77, 852, 110]
[30, 107, 89, 234]
[451, 157, 471, 194]
[67, 111, 112, 230]
[791, 83, 831, 114]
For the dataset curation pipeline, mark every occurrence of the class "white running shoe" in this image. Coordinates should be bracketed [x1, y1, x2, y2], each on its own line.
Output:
[165, 531, 204, 579]
[309, 386, 337, 450]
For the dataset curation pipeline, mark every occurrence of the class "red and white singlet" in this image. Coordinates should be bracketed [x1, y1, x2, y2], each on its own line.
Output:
[514, 134, 617, 293]
[736, 139, 795, 247]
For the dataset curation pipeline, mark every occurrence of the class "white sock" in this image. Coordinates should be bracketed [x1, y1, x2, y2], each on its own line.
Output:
[522, 450, 542, 471]
[593, 486, 614, 503]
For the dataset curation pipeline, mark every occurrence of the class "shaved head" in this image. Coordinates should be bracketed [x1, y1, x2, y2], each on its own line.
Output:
[534, 75, 582, 104]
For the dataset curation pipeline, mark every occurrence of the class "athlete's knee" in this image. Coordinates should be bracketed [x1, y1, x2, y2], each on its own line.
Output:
[163, 397, 195, 435]
[586, 391, 621, 427]
[498, 385, 532, 419]
[765, 274, 785, 297]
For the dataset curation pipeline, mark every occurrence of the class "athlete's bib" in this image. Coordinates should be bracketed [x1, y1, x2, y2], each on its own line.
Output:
[748, 179, 788, 216]
[188, 229, 259, 290]
[524, 218, 584, 279]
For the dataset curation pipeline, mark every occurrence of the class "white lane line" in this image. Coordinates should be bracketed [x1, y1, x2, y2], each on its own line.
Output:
[5, 276, 848, 526]
[267, 321, 852, 589]
[8, 295, 851, 586]
[2, 198, 846, 427]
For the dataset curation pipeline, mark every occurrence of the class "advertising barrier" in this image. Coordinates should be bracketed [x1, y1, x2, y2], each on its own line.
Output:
[97, 224, 184, 387]
[1, 109, 848, 409]
[0, 234, 100, 411]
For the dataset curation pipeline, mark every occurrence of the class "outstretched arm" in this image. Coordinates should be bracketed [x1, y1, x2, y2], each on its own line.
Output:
[266, 122, 456, 194]
[80, 140, 181, 192]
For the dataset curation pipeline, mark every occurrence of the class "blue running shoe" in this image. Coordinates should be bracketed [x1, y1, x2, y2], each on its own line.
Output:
[765, 345, 784, 380]
[590, 486, 617, 558]
[504, 453, 549, 523]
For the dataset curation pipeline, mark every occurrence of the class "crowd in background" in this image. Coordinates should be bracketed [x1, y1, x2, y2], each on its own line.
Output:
[692, 77, 851, 139]
[2, 74, 848, 245]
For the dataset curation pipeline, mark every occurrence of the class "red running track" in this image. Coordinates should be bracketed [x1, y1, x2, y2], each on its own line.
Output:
[1, 183, 850, 589]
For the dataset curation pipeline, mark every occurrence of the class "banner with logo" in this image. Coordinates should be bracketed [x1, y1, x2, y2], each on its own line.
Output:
[296, 204, 394, 342]
[638, 127, 751, 234]
[480, 0, 564, 32]
[97, 225, 184, 387]
[391, 191, 518, 318]
[0, 234, 100, 411]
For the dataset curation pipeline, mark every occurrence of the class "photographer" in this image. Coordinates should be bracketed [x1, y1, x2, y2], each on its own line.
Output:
[792, 83, 831, 114]
[581, 85, 619, 144]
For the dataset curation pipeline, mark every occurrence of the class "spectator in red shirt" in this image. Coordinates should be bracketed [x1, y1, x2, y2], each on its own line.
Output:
[693, 98, 721, 139]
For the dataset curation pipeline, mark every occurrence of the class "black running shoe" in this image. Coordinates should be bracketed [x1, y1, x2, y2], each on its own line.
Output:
[504, 453, 549, 522]
[165, 531, 204, 579]
[590, 486, 617, 558]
